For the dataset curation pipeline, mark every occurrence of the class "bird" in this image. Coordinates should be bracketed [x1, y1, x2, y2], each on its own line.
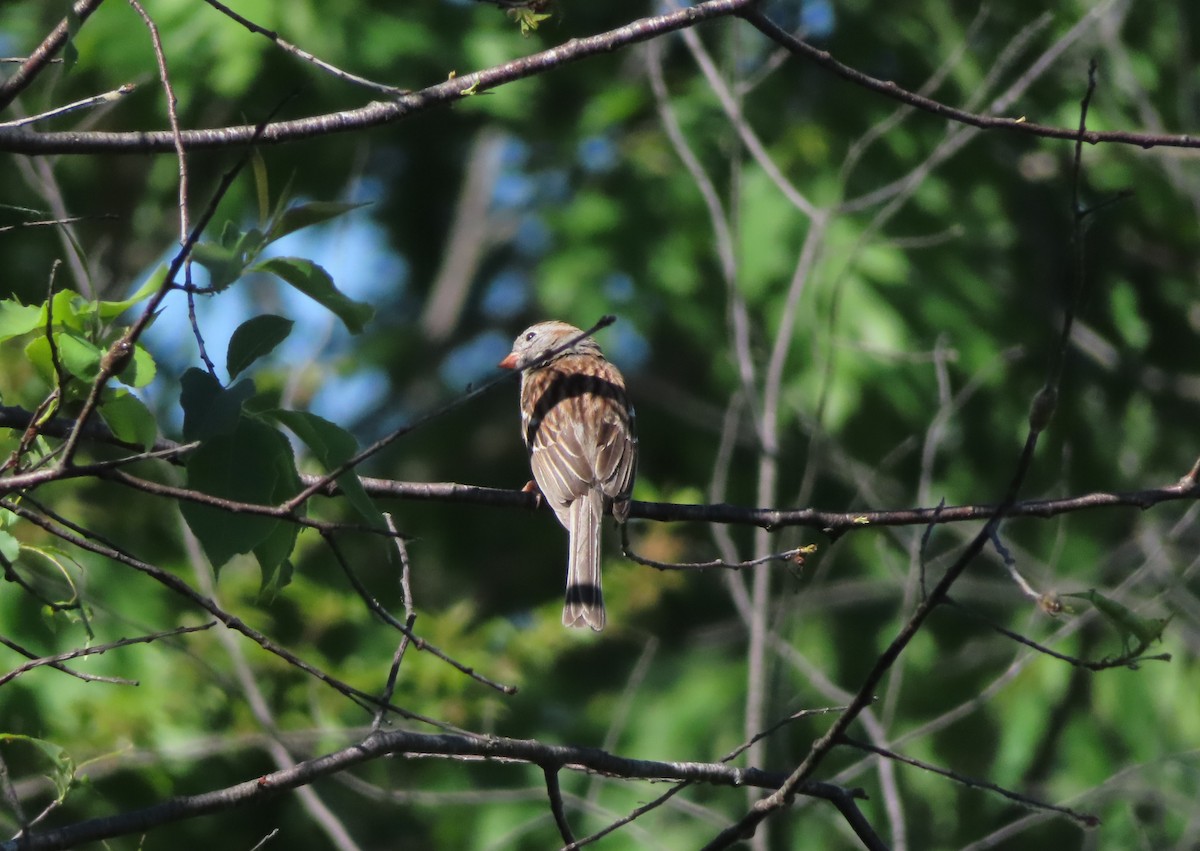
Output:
[498, 321, 637, 631]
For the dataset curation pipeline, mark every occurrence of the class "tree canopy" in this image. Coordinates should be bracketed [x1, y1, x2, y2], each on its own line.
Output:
[1, 1, 1199, 849]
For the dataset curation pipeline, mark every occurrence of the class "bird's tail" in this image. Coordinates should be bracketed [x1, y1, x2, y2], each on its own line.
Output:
[564, 489, 605, 631]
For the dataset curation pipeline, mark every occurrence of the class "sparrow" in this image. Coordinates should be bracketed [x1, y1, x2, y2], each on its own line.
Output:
[499, 321, 637, 630]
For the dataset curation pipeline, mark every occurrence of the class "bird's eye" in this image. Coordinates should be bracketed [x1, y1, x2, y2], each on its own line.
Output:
[525, 331, 536, 341]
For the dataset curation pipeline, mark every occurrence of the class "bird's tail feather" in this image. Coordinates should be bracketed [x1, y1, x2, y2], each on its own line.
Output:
[564, 490, 605, 631]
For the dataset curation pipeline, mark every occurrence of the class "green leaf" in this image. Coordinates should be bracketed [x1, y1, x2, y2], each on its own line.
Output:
[9, 290, 90, 341]
[23, 336, 57, 385]
[0, 529, 19, 563]
[23, 330, 102, 384]
[507, 8, 553, 35]
[236, 227, 265, 261]
[99, 390, 157, 451]
[226, 315, 294, 380]
[44, 290, 86, 332]
[266, 201, 370, 245]
[253, 256, 374, 334]
[180, 417, 302, 572]
[1063, 590, 1172, 652]
[267, 408, 384, 528]
[251, 149, 271, 225]
[118, 343, 158, 388]
[54, 332, 103, 381]
[255, 536, 295, 596]
[191, 241, 245, 292]
[179, 368, 257, 441]
[0, 734, 76, 801]
[81, 273, 163, 321]
[219, 220, 241, 249]
[0, 299, 45, 342]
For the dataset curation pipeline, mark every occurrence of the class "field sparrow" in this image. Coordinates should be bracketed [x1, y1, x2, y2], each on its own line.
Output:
[499, 321, 637, 631]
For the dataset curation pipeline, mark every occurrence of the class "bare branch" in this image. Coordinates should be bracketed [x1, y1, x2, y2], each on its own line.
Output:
[943, 597, 1172, 672]
[0, 0, 108, 112]
[198, 0, 407, 95]
[543, 766, 575, 846]
[739, 7, 1200, 151]
[0, 728, 861, 851]
[127, 0, 189, 243]
[0, 623, 215, 688]
[0, 498, 457, 732]
[621, 524, 812, 572]
[839, 735, 1100, 828]
[0, 0, 758, 155]
[0, 84, 135, 129]
[2, 395, 1196, 536]
[702, 62, 1112, 849]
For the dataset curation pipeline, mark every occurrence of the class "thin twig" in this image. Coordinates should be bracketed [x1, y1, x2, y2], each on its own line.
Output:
[323, 530, 516, 696]
[0, 0, 108, 112]
[127, 0, 189, 243]
[0, 727, 858, 851]
[839, 735, 1100, 827]
[391, 514, 414, 620]
[0, 623, 215, 687]
[568, 704, 874, 851]
[565, 783, 691, 850]
[2, 400, 1196, 533]
[941, 597, 1171, 672]
[281, 316, 616, 512]
[0, 750, 27, 833]
[0, 498, 459, 732]
[372, 515, 416, 732]
[738, 6, 1194, 152]
[621, 524, 811, 572]
[0, 634, 134, 687]
[700, 62, 1111, 851]
[248, 829, 279, 851]
[0, 2, 775, 156]
[0, 84, 135, 129]
[199, 0, 408, 95]
[0, 213, 116, 233]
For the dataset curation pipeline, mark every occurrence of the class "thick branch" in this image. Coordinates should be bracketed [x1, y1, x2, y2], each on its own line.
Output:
[2, 404, 1196, 535]
[0, 0, 756, 155]
[352, 475, 1200, 534]
[2, 729, 861, 851]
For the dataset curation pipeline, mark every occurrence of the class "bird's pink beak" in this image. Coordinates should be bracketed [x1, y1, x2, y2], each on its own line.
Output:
[498, 353, 519, 370]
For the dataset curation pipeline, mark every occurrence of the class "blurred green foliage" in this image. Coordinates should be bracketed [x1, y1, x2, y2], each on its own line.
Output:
[2, 0, 1199, 849]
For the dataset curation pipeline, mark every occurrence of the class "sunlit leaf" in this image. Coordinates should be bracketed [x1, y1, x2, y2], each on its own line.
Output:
[252, 256, 373, 334]
[118, 343, 158, 388]
[266, 200, 370, 245]
[0, 734, 76, 801]
[251, 149, 271, 225]
[0, 529, 19, 563]
[100, 390, 157, 451]
[0, 299, 45, 342]
[191, 241, 245, 292]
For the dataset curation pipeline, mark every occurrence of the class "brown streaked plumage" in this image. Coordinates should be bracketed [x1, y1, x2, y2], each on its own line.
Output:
[498, 321, 637, 631]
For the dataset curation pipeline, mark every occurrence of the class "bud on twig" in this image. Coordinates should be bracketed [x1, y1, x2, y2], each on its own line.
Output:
[1028, 385, 1057, 433]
